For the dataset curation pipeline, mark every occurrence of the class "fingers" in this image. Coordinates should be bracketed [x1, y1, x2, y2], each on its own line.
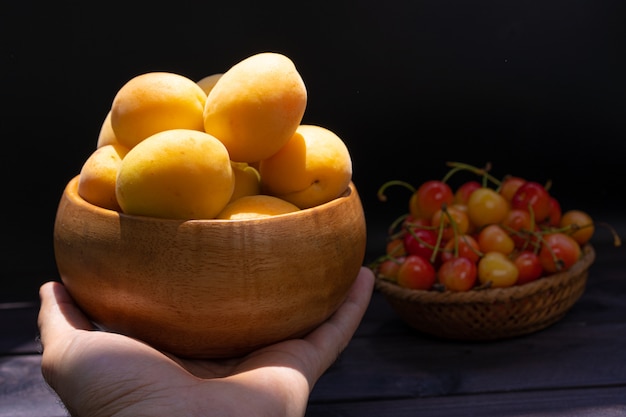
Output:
[334, 266, 375, 335]
[303, 266, 375, 378]
[38, 281, 95, 349]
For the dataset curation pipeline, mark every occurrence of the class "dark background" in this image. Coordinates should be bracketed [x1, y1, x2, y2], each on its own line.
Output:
[3, 1, 625, 302]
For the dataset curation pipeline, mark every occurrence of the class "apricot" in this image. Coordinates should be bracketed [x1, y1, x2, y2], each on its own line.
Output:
[78, 144, 129, 211]
[111, 72, 207, 149]
[203, 52, 307, 163]
[259, 124, 352, 209]
[96, 110, 119, 148]
[216, 195, 300, 220]
[116, 129, 234, 220]
[196, 73, 223, 96]
[229, 162, 261, 202]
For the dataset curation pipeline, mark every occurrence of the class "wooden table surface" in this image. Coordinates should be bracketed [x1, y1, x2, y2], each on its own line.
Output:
[1, 233, 625, 417]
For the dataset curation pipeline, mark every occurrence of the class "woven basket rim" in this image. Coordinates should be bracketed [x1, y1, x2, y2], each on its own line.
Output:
[375, 244, 595, 305]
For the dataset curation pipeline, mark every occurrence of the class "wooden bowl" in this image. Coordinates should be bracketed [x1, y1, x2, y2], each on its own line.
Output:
[54, 175, 366, 358]
[375, 244, 595, 341]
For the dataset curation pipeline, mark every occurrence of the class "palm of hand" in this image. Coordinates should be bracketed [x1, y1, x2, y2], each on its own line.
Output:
[38, 267, 374, 417]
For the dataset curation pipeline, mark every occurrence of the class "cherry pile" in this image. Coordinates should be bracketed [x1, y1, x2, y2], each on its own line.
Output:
[371, 162, 612, 292]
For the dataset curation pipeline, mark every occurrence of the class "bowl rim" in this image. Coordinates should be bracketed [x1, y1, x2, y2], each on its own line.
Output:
[375, 244, 595, 304]
[63, 174, 357, 224]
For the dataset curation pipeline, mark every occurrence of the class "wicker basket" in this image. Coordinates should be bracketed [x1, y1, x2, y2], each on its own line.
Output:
[375, 244, 595, 341]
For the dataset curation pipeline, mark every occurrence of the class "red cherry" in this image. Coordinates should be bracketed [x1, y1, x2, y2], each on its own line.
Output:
[501, 208, 533, 249]
[378, 257, 404, 282]
[438, 257, 477, 291]
[499, 176, 526, 202]
[545, 196, 562, 227]
[454, 180, 481, 205]
[440, 234, 481, 264]
[386, 238, 406, 257]
[404, 216, 431, 230]
[513, 251, 543, 285]
[403, 228, 437, 260]
[409, 180, 454, 220]
[430, 205, 470, 242]
[397, 255, 437, 290]
[511, 181, 551, 222]
[538, 233, 582, 273]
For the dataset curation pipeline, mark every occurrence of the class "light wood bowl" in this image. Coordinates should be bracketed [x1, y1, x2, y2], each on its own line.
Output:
[54, 175, 366, 358]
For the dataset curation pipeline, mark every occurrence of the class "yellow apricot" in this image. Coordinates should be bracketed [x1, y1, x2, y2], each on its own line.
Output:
[116, 129, 234, 220]
[111, 72, 207, 149]
[203, 52, 307, 163]
[78, 144, 129, 211]
[96, 110, 119, 148]
[259, 124, 352, 209]
[229, 162, 261, 202]
[216, 194, 300, 220]
[196, 73, 223, 96]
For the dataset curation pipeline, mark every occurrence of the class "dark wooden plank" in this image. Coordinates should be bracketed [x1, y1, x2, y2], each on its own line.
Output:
[311, 320, 626, 402]
[0, 302, 40, 354]
[306, 386, 626, 417]
[0, 355, 67, 417]
[2, 351, 624, 417]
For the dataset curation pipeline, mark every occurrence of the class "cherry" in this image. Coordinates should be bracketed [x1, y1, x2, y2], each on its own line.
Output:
[454, 180, 481, 205]
[440, 234, 481, 264]
[409, 180, 454, 220]
[545, 196, 562, 227]
[378, 257, 404, 282]
[538, 233, 582, 273]
[431, 205, 470, 242]
[397, 255, 437, 290]
[403, 228, 438, 260]
[501, 208, 533, 249]
[513, 251, 543, 285]
[560, 209, 594, 245]
[386, 238, 406, 257]
[467, 187, 509, 228]
[404, 216, 431, 229]
[499, 175, 526, 202]
[478, 251, 519, 288]
[438, 257, 477, 291]
[511, 181, 551, 222]
[477, 224, 515, 255]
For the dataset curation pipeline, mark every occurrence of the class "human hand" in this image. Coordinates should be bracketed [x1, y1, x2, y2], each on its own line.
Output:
[38, 266, 374, 417]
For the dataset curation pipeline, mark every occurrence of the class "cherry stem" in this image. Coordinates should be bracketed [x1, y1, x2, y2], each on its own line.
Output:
[388, 213, 410, 236]
[443, 161, 502, 188]
[377, 180, 416, 202]
[464, 235, 484, 258]
[446, 208, 461, 259]
[524, 203, 538, 252]
[438, 207, 484, 260]
[432, 228, 445, 264]
[406, 226, 438, 249]
[597, 221, 622, 247]
[536, 234, 565, 272]
[387, 243, 405, 258]
[544, 179, 553, 192]
[368, 253, 399, 272]
[430, 205, 447, 263]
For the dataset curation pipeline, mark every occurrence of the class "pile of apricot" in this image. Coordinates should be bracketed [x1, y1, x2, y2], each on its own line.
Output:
[77, 52, 353, 221]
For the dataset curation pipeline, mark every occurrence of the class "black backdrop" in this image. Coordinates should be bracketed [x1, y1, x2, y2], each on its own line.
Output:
[3, 1, 626, 301]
